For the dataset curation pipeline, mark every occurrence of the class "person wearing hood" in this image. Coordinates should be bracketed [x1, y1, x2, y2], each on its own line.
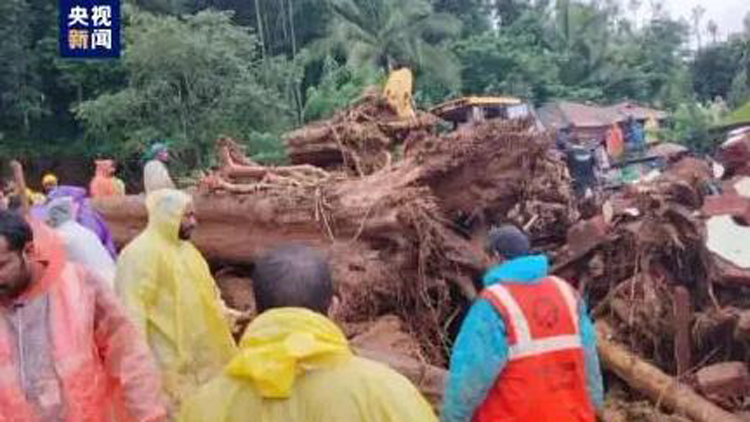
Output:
[30, 185, 118, 258]
[115, 189, 237, 409]
[0, 210, 167, 422]
[45, 197, 116, 288]
[179, 244, 438, 422]
[143, 143, 175, 194]
[90, 159, 120, 199]
[42, 174, 58, 194]
[442, 225, 603, 422]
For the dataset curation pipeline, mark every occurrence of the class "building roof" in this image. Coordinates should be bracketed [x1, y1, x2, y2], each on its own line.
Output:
[606, 102, 669, 121]
[537, 101, 624, 130]
[430, 96, 522, 119]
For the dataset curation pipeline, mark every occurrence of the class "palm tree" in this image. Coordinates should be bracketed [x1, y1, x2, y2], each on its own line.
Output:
[707, 19, 718, 45]
[552, 0, 612, 88]
[691, 5, 706, 50]
[319, 0, 462, 88]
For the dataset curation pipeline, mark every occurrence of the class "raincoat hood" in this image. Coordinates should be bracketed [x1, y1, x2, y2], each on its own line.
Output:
[49, 185, 87, 202]
[145, 189, 191, 243]
[115, 188, 236, 405]
[42, 174, 58, 186]
[226, 308, 352, 399]
[482, 254, 549, 287]
[45, 197, 76, 228]
[147, 143, 168, 161]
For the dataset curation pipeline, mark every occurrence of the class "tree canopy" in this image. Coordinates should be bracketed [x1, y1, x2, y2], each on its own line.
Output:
[0, 0, 748, 169]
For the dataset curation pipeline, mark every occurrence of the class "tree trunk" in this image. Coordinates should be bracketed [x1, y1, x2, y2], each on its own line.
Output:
[254, 0, 266, 59]
[597, 321, 743, 422]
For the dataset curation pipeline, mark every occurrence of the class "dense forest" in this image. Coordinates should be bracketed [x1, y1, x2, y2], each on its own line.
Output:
[0, 0, 749, 174]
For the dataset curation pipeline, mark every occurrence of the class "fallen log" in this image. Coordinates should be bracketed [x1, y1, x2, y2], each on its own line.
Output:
[95, 119, 570, 365]
[596, 321, 743, 422]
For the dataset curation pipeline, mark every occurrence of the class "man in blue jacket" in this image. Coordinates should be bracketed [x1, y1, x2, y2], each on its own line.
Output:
[443, 225, 604, 422]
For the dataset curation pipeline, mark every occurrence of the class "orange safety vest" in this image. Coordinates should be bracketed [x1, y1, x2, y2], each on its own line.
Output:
[473, 277, 595, 422]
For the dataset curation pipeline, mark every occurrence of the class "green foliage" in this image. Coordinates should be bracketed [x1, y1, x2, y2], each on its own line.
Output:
[433, 0, 491, 35]
[320, 0, 462, 92]
[3, 0, 750, 179]
[0, 0, 44, 136]
[303, 57, 381, 122]
[244, 131, 288, 164]
[665, 103, 714, 153]
[452, 31, 564, 104]
[76, 9, 293, 168]
[721, 101, 750, 128]
[729, 71, 750, 109]
[692, 43, 744, 102]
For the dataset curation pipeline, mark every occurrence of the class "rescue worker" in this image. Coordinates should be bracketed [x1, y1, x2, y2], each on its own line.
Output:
[443, 225, 603, 422]
[0, 210, 167, 422]
[605, 123, 625, 160]
[30, 186, 118, 258]
[26, 188, 46, 206]
[42, 173, 58, 194]
[566, 143, 597, 199]
[90, 159, 119, 198]
[143, 143, 175, 194]
[179, 244, 439, 422]
[115, 189, 237, 409]
[45, 197, 117, 288]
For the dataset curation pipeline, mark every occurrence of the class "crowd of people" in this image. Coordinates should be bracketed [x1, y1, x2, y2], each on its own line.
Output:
[0, 142, 604, 422]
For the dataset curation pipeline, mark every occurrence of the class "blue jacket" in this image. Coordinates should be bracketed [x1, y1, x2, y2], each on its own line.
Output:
[442, 255, 604, 422]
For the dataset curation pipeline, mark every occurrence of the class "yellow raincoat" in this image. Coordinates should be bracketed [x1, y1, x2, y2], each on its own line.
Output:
[179, 308, 438, 422]
[115, 189, 237, 408]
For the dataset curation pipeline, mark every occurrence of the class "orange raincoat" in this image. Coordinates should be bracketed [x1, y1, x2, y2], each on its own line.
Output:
[90, 160, 119, 198]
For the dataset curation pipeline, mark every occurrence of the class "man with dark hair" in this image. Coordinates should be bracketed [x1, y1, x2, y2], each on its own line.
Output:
[179, 244, 438, 422]
[0, 210, 166, 422]
[252, 244, 334, 314]
[115, 189, 237, 410]
[443, 225, 603, 422]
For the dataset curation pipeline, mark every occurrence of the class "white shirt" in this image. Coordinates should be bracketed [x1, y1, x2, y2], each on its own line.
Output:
[143, 159, 175, 194]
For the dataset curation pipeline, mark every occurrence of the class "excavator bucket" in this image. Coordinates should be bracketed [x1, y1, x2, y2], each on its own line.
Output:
[383, 68, 417, 119]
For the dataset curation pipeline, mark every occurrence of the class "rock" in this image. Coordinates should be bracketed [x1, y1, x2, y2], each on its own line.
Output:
[706, 216, 750, 269]
[565, 215, 609, 260]
[350, 315, 423, 361]
[702, 194, 750, 219]
[733, 311, 750, 343]
[696, 362, 750, 398]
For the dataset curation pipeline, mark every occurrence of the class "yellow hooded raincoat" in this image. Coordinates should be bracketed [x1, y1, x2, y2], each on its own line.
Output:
[115, 189, 237, 407]
[179, 307, 438, 422]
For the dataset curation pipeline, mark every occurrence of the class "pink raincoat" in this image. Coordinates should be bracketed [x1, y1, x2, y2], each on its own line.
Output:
[0, 220, 167, 422]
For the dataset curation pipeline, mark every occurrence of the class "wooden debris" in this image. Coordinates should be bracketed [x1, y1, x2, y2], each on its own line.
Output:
[673, 286, 693, 376]
[597, 321, 743, 422]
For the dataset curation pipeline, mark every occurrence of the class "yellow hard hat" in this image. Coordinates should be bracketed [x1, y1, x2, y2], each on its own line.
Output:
[42, 174, 58, 185]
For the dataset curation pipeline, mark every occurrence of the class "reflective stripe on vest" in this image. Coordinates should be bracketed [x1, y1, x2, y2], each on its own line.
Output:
[485, 279, 582, 360]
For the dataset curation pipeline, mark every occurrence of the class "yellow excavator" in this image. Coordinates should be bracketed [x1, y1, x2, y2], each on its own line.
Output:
[383, 68, 541, 130]
[383, 67, 417, 119]
[430, 96, 543, 131]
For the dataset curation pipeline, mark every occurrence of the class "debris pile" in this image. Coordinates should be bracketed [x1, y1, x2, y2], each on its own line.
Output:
[94, 92, 750, 420]
[283, 91, 439, 176]
[555, 157, 750, 419]
[96, 113, 574, 374]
